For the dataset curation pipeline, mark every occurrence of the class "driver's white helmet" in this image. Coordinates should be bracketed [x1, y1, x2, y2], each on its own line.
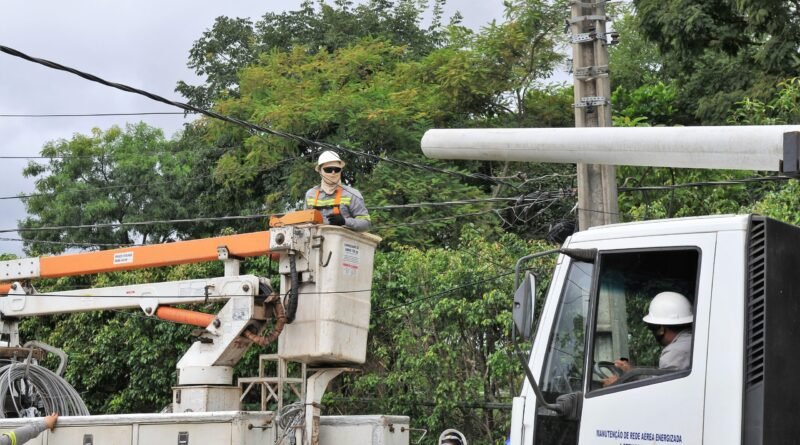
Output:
[642, 291, 693, 325]
[315, 150, 345, 171]
[439, 429, 467, 445]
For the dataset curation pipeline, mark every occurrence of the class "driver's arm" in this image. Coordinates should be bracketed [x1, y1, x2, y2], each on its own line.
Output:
[601, 359, 631, 387]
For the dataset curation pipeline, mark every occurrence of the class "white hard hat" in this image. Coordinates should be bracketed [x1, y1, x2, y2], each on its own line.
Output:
[439, 429, 467, 445]
[315, 150, 345, 171]
[643, 291, 693, 325]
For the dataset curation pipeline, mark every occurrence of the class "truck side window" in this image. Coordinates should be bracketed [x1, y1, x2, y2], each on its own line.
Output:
[534, 260, 593, 445]
[589, 249, 699, 392]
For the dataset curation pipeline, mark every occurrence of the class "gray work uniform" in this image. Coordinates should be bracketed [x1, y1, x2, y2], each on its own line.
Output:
[1, 419, 47, 445]
[305, 184, 370, 232]
[659, 329, 692, 370]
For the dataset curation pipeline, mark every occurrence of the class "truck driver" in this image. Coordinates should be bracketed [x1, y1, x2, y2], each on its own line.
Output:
[604, 291, 693, 385]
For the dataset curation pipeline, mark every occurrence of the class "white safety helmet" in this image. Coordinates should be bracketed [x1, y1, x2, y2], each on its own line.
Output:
[439, 429, 467, 445]
[315, 150, 345, 172]
[642, 291, 693, 325]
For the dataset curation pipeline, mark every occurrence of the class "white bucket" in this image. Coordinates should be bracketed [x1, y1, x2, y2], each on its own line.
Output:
[278, 225, 381, 365]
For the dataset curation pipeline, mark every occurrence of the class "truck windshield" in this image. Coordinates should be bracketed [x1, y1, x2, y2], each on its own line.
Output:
[541, 260, 593, 396]
[534, 259, 593, 445]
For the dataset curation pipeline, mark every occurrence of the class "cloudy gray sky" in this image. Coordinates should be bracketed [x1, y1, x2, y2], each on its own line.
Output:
[0, 1, 508, 256]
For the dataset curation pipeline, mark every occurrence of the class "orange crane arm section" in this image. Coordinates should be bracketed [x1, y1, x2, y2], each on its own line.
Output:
[39, 231, 272, 279]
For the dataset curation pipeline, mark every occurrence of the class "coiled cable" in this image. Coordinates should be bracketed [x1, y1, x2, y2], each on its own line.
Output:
[0, 361, 89, 417]
[275, 401, 305, 445]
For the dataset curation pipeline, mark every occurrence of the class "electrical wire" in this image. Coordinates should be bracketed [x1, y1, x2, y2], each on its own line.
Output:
[0, 112, 188, 117]
[0, 144, 231, 161]
[1, 153, 308, 202]
[0, 237, 137, 247]
[275, 401, 305, 445]
[0, 44, 517, 189]
[0, 190, 572, 235]
[618, 175, 792, 192]
[1, 215, 266, 234]
[0, 361, 89, 417]
[373, 269, 517, 314]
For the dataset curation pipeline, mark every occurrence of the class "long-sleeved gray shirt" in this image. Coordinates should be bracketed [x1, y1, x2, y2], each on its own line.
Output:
[659, 329, 692, 370]
[304, 184, 370, 232]
[1, 419, 47, 445]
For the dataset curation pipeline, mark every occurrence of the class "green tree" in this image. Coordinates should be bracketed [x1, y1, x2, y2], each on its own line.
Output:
[728, 77, 800, 125]
[336, 225, 556, 445]
[176, 0, 453, 108]
[19, 124, 203, 254]
[631, 0, 800, 123]
[185, 0, 575, 246]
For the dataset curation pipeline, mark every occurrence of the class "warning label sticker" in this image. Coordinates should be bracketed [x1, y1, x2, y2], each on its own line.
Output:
[113, 252, 134, 265]
[342, 243, 360, 276]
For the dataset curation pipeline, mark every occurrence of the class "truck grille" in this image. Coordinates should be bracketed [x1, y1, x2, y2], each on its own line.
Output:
[745, 217, 766, 387]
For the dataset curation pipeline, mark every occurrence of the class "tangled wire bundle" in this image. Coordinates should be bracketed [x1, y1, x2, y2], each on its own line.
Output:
[275, 401, 305, 445]
[0, 361, 89, 417]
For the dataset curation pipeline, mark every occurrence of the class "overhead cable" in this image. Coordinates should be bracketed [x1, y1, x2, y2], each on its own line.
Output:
[0, 112, 188, 117]
[1, 192, 572, 235]
[619, 175, 791, 192]
[0, 145, 231, 161]
[0, 44, 515, 188]
[1, 154, 307, 201]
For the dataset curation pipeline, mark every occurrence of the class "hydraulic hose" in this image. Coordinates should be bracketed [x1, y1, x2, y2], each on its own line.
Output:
[243, 293, 287, 347]
[285, 252, 300, 323]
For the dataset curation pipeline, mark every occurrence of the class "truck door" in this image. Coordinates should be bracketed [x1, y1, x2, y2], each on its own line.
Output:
[578, 233, 715, 445]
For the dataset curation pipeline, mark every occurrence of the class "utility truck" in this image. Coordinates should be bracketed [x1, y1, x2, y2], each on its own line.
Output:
[0, 210, 409, 445]
[422, 125, 800, 445]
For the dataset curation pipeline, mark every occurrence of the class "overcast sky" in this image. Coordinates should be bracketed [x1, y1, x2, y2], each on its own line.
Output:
[0, 1, 509, 256]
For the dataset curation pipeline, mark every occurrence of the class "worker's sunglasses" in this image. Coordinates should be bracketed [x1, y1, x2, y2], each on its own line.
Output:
[322, 167, 342, 173]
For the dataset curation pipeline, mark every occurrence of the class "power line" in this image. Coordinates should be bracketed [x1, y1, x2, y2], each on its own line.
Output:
[1, 154, 307, 201]
[0, 112, 188, 118]
[0, 44, 517, 189]
[374, 270, 516, 314]
[0, 237, 136, 248]
[2, 191, 573, 236]
[619, 175, 792, 192]
[0, 144, 232, 162]
[4, 215, 265, 234]
[373, 195, 571, 230]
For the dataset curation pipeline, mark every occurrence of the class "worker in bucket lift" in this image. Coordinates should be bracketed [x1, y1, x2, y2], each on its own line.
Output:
[603, 291, 693, 386]
[305, 150, 370, 232]
[1, 412, 58, 445]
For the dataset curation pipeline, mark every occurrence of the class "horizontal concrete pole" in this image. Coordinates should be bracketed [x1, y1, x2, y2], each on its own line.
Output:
[421, 126, 800, 172]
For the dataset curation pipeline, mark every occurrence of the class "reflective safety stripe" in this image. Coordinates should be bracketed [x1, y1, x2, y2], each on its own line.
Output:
[306, 198, 352, 206]
[355, 215, 371, 220]
[2, 431, 17, 445]
[312, 186, 344, 215]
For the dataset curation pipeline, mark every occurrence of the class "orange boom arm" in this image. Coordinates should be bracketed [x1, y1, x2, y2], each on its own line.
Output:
[38, 231, 272, 278]
[0, 210, 323, 286]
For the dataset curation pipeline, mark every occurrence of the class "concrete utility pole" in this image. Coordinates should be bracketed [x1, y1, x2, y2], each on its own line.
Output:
[570, 0, 618, 229]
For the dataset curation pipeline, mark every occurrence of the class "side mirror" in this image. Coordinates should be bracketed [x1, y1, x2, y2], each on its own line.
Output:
[513, 272, 536, 340]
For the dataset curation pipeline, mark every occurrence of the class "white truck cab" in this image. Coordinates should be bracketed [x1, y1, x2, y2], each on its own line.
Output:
[511, 214, 798, 445]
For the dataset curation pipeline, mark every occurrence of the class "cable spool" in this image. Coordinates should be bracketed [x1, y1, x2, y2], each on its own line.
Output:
[0, 343, 89, 418]
[0, 361, 89, 417]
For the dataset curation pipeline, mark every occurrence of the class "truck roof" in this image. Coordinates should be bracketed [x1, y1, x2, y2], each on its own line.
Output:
[569, 214, 752, 243]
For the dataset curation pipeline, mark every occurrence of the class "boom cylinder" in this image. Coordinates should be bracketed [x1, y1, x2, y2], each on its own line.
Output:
[155, 307, 217, 328]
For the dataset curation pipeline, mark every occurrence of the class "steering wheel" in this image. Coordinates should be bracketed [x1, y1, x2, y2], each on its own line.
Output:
[592, 361, 622, 380]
